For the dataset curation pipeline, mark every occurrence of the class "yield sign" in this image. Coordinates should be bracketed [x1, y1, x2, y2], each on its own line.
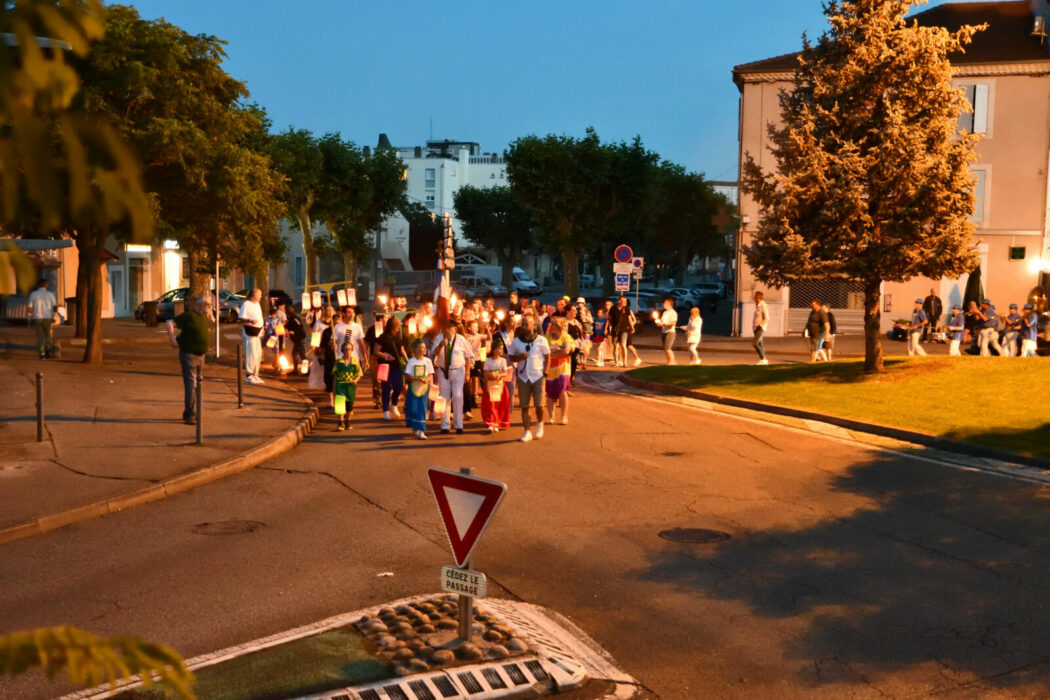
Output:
[427, 467, 507, 567]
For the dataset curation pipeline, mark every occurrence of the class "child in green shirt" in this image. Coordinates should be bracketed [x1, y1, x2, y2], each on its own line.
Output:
[333, 341, 362, 431]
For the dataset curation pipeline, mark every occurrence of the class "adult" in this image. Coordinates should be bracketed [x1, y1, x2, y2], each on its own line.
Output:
[1021, 304, 1040, 357]
[821, 302, 837, 360]
[166, 296, 212, 424]
[655, 297, 678, 365]
[564, 307, 584, 381]
[333, 305, 368, 367]
[805, 299, 830, 363]
[508, 290, 526, 316]
[363, 307, 385, 409]
[946, 304, 966, 356]
[1002, 304, 1023, 357]
[576, 297, 594, 365]
[507, 314, 550, 442]
[907, 298, 928, 356]
[27, 278, 57, 359]
[682, 306, 703, 365]
[284, 307, 308, 371]
[545, 316, 575, 424]
[376, 316, 408, 420]
[433, 320, 474, 434]
[922, 288, 943, 342]
[239, 289, 265, 384]
[974, 299, 1002, 356]
[752, 291, 769, 365]
[611, 296, 640, 367]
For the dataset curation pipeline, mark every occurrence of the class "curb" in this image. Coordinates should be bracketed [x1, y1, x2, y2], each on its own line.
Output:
[618, 373, 1050, 471]
[0, 393, 319, 548]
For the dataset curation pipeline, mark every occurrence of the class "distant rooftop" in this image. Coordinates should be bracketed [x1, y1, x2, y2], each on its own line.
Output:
[733, 1, 1049, 86]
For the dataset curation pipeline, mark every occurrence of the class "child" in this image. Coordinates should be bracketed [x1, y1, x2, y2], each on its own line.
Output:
[404, 338, 434, 440]
[680, 307, 703, 365]
[481, 339, 511, 433]
[332, 341, 362, 431]
[544, 316, 575, 425]
[262, 305, 282, 371]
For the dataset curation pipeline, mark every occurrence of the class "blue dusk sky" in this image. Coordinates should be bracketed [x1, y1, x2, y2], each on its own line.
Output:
[126, 1, 961, 181]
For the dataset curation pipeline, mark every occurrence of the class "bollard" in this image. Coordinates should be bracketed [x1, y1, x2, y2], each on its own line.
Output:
[458, 465, 474, 643]
[236, 342, 244, 408]
[36, 372, 43, 442]
[196, 364, 203, 445]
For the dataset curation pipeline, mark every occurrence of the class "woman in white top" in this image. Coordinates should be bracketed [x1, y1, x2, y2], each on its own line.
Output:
[680, 307, 703, 365]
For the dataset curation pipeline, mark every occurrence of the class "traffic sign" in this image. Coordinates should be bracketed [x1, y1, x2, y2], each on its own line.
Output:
[632, 256, 644, 269]
[631, 257, 644, 280]
[615, 273, 631, 292]
[613, 244, 633, 263]
[427, 467, 507, 567]
[613, 262, 634, 275]
[441, 565, 487, 598]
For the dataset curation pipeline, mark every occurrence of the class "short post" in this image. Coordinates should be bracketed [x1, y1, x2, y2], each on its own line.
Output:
[196, 364, 203, 445]
[458, 466, 474, 643]
[35, 372, 43, 442]
[236, 342, 244, 408]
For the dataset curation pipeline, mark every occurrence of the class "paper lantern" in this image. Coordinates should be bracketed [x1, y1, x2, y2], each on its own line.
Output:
[278, 355, 292, 372]
[414, 363, 427, 378]
[503, 368, 515, 382]
[429, 384, 441, 401]
[407, 319, 417, 336]
[377, 363, 390, 382]
[275, 323, 285, 336]
[265, 336, 277, 348]
[423, 316, 433, 330]
[496, 310, 505, 321]
[310, 332, 321, 348]
[478, 347, 487, 362]
[335, 289, 347, 307]
[432, 396, 447, 415]
[299, 359, 310, 374]
[334, 395, 346, 415]
[301, 292, 311, 311]
[375, 320, 385, 335]
[311, 290, 322, 308]
[345, 288, 357, 306]
[488, 383, 503, 402]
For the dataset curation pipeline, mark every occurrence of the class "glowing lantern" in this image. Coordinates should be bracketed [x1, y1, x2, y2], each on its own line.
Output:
[334, 395, 346, 415]
[299, 359, 310, 374]
[407, 319, 417, 335]
[496, 310, 505, 321]
[265, 336, 277, 348]
[311, 290, 322, 308]
[345, 288, 357, 306]
[335, 289, 347, 307]
[377, 364, 390, 382]
[301, 292, 311, 311]
[310, 332, 321, 348]
[432, 396, 447, 415]
[423, 316, 433, 330]
[275, 323, 285, 336]
[488, 382, 503, 402]
[278, 355, 292, 373]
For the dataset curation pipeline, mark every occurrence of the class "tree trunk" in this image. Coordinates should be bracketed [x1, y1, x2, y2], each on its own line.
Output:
[863, 278, 883, 372]
[81, 233, 106, 364]
[297, 207, 318, 286]
[256, 263, 271, 314]
[676, 247, 691, 289]
[74, 245, 88, 338]
[562, 248, 580, 300]
[600, 240, 614, 297]
[186, 247, 210, 300]
[341, 250, 358, 285]
[499, 246, 515, 291]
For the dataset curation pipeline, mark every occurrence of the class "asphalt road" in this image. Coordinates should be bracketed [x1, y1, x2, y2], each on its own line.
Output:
[3, 369, 1050, 699]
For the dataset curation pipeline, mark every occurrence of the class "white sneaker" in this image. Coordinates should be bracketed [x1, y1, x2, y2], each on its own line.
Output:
[560, 418, 569, 425]
[383, 411, 391, 420]
[535, 422, 544, 439]
[633, 358, 642, 366]
[488, 426, 496, 434]
[546, 418, 555, 425]
[418, 431, 428, 441]
[756, 359, 768, 365]
[392, 406, 401, 418]
[519, 431, 533, 443]
[597, 360, 605, 367]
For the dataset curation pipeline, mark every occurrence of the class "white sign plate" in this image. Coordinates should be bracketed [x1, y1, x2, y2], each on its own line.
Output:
[613, 262, 634, 276]
[441, 565, 487, 598]
[615, 273, 631, 292]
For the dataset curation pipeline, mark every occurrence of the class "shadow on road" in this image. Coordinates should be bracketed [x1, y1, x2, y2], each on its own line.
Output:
[632, 449, 1050, 690]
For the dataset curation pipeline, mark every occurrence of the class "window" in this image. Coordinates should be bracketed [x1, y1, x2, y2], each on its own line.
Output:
[425, 193, 435, 208]
[425, 168, 436, 188]
[971, 169, 987, 224]
[958, 84, 989, 134]
[294, 256, 304, 286]
[1009, 246, 1026, 260]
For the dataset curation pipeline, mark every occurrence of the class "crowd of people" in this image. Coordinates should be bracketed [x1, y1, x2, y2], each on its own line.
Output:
[907, 290, 1042, 358]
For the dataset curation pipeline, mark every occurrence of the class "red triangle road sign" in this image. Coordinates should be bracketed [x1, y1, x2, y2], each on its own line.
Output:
[427, 467, 507, 567]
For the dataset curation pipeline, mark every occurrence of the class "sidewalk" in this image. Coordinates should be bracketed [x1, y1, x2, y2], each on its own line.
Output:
[0, 319, 316, 542]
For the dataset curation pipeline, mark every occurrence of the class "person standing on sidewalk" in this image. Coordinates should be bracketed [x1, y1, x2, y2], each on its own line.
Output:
[239, 289, 265, 384]
[404, 339, 434, 440]
[167, 296, 212, 425]
[433, 320, 474, 435]
[947, 305, 965, 356]
[654, 297, 678, 365]
[752, 291, 769, 365]
[332, 341, 362, 431]
[1020, 304, 1040, 357]
[508, 314, 550, 442]
[681, 306, 703, 364]
[27, 278, 57, 359]
[1002, 304, 1022, 357]
[907, 298, 928, 356]
[821, 302, 837, 360]
[922, 288, 943, 342]
[805, 299, 830, 363]
[376, 316, 408, 421]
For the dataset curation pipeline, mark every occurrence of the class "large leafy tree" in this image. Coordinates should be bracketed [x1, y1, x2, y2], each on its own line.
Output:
[741, 0, 982, 372]
[269, 127, 323, 286]
[650, 163, 727, 286]
[452, 185, 536, 290]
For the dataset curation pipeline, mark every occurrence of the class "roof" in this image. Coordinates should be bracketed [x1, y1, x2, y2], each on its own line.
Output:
[733, 1, 1049, 85]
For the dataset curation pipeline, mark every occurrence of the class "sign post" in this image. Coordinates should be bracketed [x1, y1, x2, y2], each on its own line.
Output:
[427, 465, 507, 643]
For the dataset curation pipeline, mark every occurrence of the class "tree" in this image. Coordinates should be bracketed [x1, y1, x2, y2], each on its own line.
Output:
[269, 128, 323, 286]
[741, 0, 983, 372]
[453, 185, 535, 290]
[649, 163, 727, 286]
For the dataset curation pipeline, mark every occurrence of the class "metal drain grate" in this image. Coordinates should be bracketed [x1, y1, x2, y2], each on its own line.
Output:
[502, 663, 528, 685]
[432, 676, 457, 697]
[658, 527, 730, 544]
[191, 520, 265, 536]
[407, 679, 435, 700]
[457, 670, 484, 694]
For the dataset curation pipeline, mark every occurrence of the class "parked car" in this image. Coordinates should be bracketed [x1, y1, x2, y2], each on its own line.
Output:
[135, 287, 190, 322]
[235, 288, 293, 311]
[216, 289, 245, 322]
[690, 281, 727, 299]
[457, 275, 507, 299]
[578, 274, 596, 288]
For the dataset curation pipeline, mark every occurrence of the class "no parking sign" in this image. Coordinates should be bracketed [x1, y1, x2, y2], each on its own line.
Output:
[613, 244, 633, 263]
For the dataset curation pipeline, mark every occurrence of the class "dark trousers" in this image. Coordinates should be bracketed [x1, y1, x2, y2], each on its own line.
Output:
[381, 365, 403, 411]
[179, 352, 204, 420]
[753, 327, 766, 360]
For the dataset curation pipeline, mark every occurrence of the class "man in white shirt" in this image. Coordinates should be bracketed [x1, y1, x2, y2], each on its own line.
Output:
[28, 278, 58, 359]
[507, 314, 550, 442]
[654, 297, 678, 365]
[333, 306, 369, 369]
[239, 289, 265, 384]
[752, 291, 770, 365]
[433, 320, 474, 434]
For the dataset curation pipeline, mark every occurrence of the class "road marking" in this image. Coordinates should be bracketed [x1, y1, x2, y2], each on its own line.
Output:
[580, 373, 1050, 487]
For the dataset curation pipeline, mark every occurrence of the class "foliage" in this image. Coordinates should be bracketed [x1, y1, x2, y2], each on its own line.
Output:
[0, 625, 194, 698]
[649, 162, 727, 285]
[269, 127, 324, 285]
[453, 185, 536, 289]
[741, 0, 983, 371]
[0, 0, 153, 294]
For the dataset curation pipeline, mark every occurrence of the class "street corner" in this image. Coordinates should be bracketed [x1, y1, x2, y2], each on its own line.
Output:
[63, 595, 646, 700]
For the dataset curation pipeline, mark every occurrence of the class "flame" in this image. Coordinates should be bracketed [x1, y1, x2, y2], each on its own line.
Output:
[482, 312, 489, 321]
[278, 355, 292, 372]
[423, 316, 433, 330]
[496, 310, 505, 321]
[450, 293, 458, 308]
[378, 295, 388, 305]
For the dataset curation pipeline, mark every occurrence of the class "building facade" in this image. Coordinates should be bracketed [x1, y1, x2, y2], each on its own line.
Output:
[733, 0, 1050, 336]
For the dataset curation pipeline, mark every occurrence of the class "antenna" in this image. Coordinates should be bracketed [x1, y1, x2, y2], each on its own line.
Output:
[429, 117, 433, 141]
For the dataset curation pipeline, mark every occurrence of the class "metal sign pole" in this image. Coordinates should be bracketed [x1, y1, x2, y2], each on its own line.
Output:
[215, 257, 221, 359]
[457, 466, 473, 643]
[36, 372, 43, 442]
[196, 365, 203, 445]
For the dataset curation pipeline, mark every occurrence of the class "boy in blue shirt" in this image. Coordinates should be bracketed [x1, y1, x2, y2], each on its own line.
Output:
[975, 299, 1003, 356]
[947, 304, 965, 356]
[1002, 303, 1023, 356]
[908, 298, 928, 356]
[1021, 304, 1040, 357]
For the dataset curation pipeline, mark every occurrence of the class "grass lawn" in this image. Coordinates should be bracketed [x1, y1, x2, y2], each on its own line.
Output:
[631, 357, 1050, 460]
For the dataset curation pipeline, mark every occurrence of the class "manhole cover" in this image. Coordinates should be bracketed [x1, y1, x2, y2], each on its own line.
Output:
[658, 528, 730, 544]
[660, 451, 684, 457]
[192, 520, 265, 536]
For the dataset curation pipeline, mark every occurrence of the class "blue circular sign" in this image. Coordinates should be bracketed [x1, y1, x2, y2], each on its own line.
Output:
[613, 244, 633, 263]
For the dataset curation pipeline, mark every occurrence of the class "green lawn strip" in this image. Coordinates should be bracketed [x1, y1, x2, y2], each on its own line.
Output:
[631, 357, 1050, 459]
[114, 626, 391, 700]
